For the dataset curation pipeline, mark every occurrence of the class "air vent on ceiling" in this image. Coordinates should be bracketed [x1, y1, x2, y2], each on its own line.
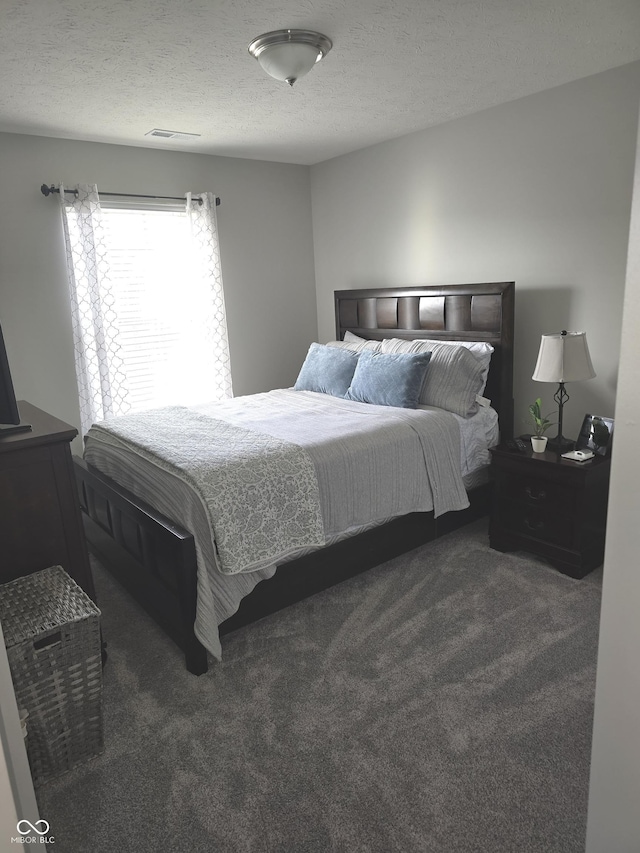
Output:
[145, 129, 201, 141]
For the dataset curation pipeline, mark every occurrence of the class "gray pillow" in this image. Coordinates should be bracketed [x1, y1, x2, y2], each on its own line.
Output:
[345, 350, 432, 409]
[380, 338, 485, 416]
[294, 343, 359, 397]
[394, 338, 493, 392]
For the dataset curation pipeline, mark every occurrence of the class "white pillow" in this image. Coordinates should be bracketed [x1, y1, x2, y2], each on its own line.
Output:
[380, 338, 485, 417]
[327, 333, 381, 354]
[344, 331, 369, 344]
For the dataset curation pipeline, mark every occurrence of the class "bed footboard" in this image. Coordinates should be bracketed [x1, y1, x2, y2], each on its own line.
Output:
[74, 457, 208, 675]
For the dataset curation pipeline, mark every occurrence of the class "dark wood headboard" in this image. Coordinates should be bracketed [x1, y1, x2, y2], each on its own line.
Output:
[334, 282, 515, 439]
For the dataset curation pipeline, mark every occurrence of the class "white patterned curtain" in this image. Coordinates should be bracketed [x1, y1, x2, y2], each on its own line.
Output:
[186, 192, 233, 399]
[59, 184, 130, 434]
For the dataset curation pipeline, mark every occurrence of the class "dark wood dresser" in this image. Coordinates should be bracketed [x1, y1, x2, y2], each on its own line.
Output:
[0, 401, 96, 599]
[489, 444, 611, 578]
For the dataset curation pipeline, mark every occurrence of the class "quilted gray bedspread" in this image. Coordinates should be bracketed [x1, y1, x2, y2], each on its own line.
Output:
[84, 389, 469, 659]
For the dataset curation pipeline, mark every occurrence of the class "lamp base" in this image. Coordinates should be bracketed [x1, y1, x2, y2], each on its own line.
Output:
[546, 435, 574, 452]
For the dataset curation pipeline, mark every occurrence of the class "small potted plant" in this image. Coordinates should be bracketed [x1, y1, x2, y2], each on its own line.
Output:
[528, 398, 555, 452]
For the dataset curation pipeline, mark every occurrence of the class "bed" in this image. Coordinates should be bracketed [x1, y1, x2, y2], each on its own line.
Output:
[74, 282, 514, 674]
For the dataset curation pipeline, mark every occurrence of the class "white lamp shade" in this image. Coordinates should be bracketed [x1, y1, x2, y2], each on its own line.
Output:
[257, 42, 321, 84]
[532, 331, 596, 383]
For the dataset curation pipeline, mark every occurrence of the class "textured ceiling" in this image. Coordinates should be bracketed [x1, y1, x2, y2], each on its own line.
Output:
[1, 0, 639, 165]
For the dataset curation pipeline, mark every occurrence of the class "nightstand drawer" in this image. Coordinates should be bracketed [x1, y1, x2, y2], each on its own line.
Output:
[500, 504, 573, 548]
[499, 474, 576, 513]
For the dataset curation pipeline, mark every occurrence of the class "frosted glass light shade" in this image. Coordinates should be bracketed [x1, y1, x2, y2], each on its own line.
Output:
[258, 43, 320, 83]
[532, 331, 596, 383]
[248, 29, 332, 87]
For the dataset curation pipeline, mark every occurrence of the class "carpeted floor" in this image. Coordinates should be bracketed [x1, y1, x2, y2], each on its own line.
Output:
[36, 519, 602, 852]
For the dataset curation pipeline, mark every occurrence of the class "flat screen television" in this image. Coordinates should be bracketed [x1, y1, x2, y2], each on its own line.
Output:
[0, 321, 31, 436]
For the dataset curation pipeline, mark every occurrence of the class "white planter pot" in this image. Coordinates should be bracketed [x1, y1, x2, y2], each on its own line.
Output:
[531, 436, 548, 453]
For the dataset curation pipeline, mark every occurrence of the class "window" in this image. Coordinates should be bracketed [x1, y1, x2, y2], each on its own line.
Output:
[101, 204, 227, 412]
[59, 185, 231, 435]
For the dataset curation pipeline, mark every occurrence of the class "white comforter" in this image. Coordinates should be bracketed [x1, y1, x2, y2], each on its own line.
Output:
[84, 389, 471, 659]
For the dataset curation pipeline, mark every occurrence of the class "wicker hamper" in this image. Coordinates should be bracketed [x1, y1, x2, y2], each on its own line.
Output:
[0, 565, 103, 785]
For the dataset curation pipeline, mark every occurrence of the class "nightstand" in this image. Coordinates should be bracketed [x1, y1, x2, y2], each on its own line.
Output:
[489, 444, 611, 578]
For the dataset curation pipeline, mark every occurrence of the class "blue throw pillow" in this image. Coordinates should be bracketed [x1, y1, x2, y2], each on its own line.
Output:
[294, 343, 360, 397]
[345, 350, 432, 408]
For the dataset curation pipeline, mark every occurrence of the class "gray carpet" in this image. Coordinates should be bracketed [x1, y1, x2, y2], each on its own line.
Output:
[36, 519, 602, 852]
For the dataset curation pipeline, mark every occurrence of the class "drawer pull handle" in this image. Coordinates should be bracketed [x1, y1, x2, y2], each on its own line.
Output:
[524, 517, 544, 532]
[524, 486, 547, 502]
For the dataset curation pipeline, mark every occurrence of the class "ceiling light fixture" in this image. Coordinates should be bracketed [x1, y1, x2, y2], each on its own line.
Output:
[248, 29, 332, 87]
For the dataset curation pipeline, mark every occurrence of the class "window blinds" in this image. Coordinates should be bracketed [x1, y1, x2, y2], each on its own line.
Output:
[101, 206, 219, 411]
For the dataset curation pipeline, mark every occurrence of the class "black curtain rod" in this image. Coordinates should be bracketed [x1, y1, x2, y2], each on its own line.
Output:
[40, 184, 220, 206]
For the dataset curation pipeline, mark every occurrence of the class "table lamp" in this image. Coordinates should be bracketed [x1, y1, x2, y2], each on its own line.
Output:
[532, 330, 596, 452]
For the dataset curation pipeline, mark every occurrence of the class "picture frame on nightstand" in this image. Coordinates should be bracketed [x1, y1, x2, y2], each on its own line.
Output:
[575, 414, 614, 457]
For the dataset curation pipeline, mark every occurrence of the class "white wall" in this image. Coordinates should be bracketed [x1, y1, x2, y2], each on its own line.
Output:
[310, 62, 640, 439]
[0, 134, 318, 441]
[586, 109, 640, 852]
